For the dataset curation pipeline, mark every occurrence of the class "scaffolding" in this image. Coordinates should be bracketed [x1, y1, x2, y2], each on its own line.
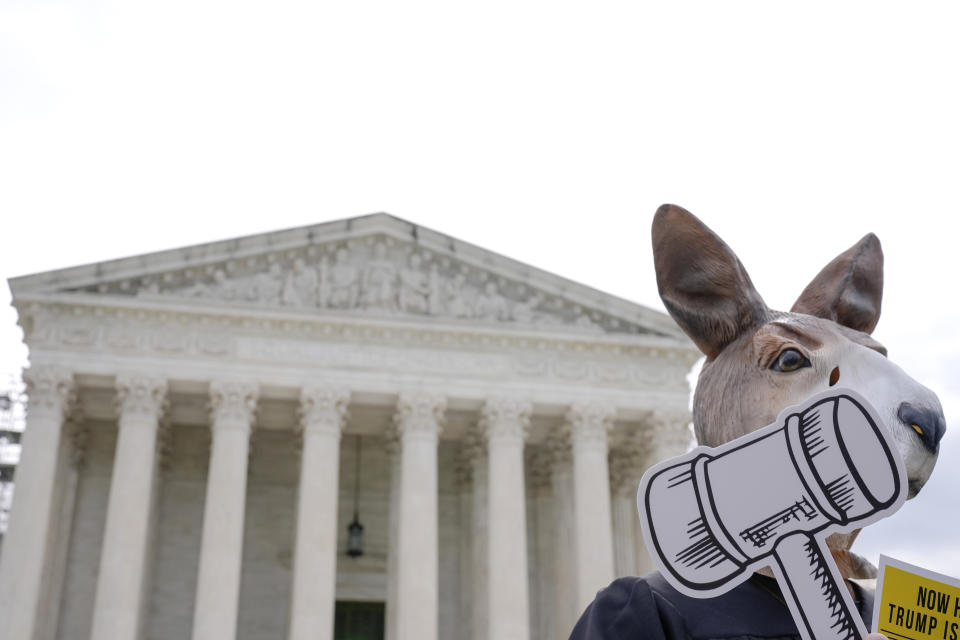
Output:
[0, 375, 26, 538]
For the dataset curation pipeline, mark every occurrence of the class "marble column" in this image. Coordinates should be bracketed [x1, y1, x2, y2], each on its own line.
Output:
[455, 439, 476, 640]
[528, 448, 555, 640]
[393, 391, 446, 640]
[634, 409, 692, 575]
[90, 374, 168, 640]
[288, 387, 349, 640]
[633, 521, 656, 576]
[40, 412, 89, 640]
[384, 428, 401, 640]
[481, 397, 532, 640]
[568, 402, 616, 609]
[470, 433, 488, 640]
[547, 432, 576, 639]
[647, 409, 692, 463]
[192, 380, 259, 640]
[0, 366, 74, 640]
[608, 444, 641, 578]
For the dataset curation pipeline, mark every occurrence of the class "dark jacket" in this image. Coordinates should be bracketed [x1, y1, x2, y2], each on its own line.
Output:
[569, 572, 874, 640]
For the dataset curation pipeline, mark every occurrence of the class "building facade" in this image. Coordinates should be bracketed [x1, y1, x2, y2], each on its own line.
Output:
[0, 214, 698, 640]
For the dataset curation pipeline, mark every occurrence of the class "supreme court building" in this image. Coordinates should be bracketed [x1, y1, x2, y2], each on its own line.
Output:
[0, 214, 698, 640]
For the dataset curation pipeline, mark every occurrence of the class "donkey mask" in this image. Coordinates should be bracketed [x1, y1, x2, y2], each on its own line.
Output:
[652, 205, 946, 577]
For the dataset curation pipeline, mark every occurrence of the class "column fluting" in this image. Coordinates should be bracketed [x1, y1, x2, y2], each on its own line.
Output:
[393, 391, 445, 640]
[90, 373, 168, 640]
[191, 380, 259, 640]
[568, 401, 616, 609]
[287, 387, 349, 640]
[481, 397, 532, 640]
[0, 366, 75, 640]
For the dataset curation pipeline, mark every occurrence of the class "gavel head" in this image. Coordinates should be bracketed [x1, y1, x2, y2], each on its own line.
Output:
[641, 392, 904, 593]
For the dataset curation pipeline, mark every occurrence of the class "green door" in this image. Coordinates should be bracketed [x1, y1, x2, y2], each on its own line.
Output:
[333, 601, 385, 640]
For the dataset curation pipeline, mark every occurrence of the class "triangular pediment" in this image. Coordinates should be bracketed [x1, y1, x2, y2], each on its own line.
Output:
[9, 214, 685, 339]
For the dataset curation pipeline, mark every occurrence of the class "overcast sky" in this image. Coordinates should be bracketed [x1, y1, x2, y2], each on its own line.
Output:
[2, 1, 959, 577]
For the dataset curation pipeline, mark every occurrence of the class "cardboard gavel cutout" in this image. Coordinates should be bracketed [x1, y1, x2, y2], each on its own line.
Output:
[638, 389, 907, 640]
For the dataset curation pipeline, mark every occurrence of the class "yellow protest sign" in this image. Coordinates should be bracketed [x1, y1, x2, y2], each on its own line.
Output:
[874, 555, 960, 640]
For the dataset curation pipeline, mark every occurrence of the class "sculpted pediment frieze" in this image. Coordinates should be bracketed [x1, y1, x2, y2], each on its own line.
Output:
[65, 235, 659, 336]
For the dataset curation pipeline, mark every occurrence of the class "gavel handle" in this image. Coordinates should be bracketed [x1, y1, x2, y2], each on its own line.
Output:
[772, 533, 868, 640]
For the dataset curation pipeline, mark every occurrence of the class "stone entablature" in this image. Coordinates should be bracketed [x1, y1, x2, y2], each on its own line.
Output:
[13, 298, 696, 405]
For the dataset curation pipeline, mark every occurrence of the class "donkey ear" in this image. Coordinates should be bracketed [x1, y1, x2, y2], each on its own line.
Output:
[791, 233, 883, 334]
[652, 204, 769, 360]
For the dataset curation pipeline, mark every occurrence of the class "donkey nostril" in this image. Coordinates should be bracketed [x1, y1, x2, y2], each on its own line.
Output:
[898, 402, 947, 454]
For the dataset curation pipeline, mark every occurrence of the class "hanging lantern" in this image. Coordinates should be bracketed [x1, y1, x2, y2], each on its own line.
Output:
[346, 434, 365, 558]
[346, 515, 364, 558]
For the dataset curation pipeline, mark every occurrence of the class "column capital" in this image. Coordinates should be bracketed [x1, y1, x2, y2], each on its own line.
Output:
[526, 446, 553, 492]
[23, 365, 75, 419]
[454, 437, 476, 487]
[464, 424, 487, 460]
[68, 409, 90, 468]
[480, 397, 532, 442]
[545, 428, 572, 469]
[208, 380, 259, 432]
[566, 401, 616, 448]
[641, 407, 692, 457]
[455, 425, 488, 486]
[394, 391, 446, 440]
[115, 373, 168, 422]
[298, 386, 349, 437]
[383, 422, 401, 456]
[157, 419, 174, 471]
[608, 441, 644, 495]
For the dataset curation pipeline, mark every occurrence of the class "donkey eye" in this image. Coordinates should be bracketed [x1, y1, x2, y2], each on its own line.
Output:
[771, 348, 810, 372]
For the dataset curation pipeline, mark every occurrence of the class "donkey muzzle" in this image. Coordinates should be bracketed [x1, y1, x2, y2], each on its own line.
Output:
[898, 402, 946, 453]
